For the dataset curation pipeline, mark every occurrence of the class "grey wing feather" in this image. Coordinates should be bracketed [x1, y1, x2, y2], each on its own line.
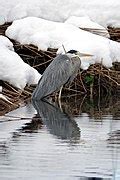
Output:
[65, 56, 81, 87]
[32, 54, 73, 100]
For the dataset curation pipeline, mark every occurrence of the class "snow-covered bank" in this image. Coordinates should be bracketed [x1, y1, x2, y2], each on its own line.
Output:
[0, 35, 41, 90]
[65, 16, 109, 38]
[6, 17, 120, 69]
[0, 0, 120, 27]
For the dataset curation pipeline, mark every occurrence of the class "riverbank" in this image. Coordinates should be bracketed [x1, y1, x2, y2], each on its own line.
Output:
[0, 23, 120, 115]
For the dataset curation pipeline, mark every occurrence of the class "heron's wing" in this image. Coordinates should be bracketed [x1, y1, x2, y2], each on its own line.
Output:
[65, 72, 78, 87]
[65, 56, 81, 87]
[32, 54, 73, 100]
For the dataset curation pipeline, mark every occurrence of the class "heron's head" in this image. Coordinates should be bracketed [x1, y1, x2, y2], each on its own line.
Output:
[67, 50, 93, 58]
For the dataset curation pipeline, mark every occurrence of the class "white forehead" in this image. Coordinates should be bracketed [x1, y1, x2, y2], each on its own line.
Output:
[67, 52, 79, 58]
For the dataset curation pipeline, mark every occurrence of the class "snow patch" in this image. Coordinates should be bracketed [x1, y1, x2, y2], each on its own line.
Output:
[0, 35, 41, 90]
[0, 0, 120, 27]
[6, 17, 120, 69]
[65, 16, 110, 38]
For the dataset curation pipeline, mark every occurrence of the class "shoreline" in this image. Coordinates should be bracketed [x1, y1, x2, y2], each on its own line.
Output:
[0, 23, 120, 116]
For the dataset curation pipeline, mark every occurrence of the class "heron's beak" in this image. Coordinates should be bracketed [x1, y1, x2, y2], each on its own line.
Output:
[77, 52, 93, 57]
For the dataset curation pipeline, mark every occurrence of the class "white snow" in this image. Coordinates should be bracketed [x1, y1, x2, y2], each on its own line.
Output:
[0, 0, 120, 27]
[0, 86, 2, 93]
[0, 35, 41, 90]
[6, 17, 120, 69]
[65, 16, 106, 30]
[65, 16, 110, 38]
[0, 1, 120, 89]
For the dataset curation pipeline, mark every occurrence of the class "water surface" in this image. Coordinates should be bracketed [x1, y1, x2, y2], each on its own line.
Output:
[0, 96, 120, 180]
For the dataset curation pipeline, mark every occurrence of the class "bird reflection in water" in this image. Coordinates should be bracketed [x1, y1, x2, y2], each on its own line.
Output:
[32, 100, 80, 143]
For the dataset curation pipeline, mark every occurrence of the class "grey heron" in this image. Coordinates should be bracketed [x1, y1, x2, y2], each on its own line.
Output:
[32, 50, 92, 100]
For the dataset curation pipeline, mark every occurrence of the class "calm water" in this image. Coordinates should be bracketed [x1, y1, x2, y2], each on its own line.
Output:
[0, 96, 120, 180]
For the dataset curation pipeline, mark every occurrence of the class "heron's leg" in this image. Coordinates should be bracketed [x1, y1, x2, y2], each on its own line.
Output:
[58, 85, 63, 100]
[58, 98, 62, 111]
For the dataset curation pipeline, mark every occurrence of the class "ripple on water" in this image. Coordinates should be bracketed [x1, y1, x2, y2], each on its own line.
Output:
[0, 99, 120, 180]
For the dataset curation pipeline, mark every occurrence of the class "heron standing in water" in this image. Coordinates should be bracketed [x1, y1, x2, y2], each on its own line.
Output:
[32, 50, 92, 100]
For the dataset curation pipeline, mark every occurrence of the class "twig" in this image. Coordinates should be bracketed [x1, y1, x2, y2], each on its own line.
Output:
[24, 45, 43, 57]
[79, 71, 87, 93]
[103, 73, 120, 86]
[62, 44, 67, 54]
[33, 59, 52, 67]
[64, 87, 85, 94]
[4, 82, 20, 94]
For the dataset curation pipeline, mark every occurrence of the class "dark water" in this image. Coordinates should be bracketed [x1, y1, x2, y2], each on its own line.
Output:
[0, 96, 120, 180]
